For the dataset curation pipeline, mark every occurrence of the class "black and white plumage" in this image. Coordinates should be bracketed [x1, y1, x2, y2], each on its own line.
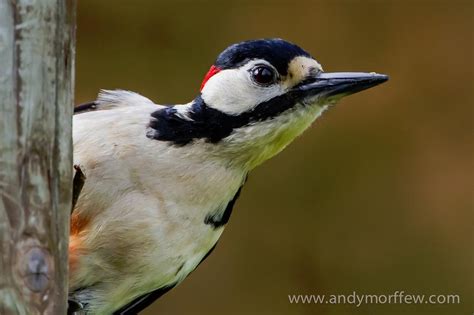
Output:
[69, 39, 388, 314]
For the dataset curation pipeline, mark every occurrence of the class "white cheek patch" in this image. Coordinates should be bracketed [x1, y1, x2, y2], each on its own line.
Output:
[200, 64, 284, 115]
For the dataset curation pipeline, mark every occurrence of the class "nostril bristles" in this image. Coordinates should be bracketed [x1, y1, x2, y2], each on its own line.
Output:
[307, 67, 321, 77]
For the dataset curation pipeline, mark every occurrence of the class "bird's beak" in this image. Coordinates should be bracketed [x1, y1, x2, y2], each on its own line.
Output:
[294, 72, 389, 99]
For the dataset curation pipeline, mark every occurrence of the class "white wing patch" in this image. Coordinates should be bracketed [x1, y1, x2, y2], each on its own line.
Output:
[96, 89, 155, 110]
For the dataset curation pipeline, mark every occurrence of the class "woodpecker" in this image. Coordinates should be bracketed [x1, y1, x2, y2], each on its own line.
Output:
[69, 38, 388, 314]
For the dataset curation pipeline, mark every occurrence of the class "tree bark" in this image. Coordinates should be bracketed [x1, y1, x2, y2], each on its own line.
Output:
[0, 0, 76, 314]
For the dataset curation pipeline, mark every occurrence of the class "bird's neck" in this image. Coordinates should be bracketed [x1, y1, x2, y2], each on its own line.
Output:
[147, 96, 325, 171]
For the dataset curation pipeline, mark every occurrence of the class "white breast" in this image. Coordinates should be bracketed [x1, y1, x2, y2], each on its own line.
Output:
[72, 98, 246, 314]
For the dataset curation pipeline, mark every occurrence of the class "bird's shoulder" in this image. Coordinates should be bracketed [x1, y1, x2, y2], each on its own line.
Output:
[74, 89, 160, 114]
[73, 89, 167, 165]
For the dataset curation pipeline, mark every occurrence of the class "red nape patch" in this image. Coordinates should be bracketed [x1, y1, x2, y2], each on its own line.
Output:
[200, 65, 221, 91]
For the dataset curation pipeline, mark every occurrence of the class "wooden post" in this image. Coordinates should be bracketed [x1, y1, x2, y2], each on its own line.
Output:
[0, 0, 76, 314]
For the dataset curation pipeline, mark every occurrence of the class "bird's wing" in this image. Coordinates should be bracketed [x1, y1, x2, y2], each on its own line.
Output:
[113, 284, 176, 315]
[74, 90, 156, 114]
[112, 242, 219, 314]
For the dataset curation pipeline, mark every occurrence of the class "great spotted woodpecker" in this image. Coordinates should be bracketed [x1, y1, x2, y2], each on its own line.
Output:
[69, 38, 388, 314]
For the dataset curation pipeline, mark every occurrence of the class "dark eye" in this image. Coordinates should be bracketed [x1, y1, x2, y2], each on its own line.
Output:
[251, 66, 276, 86]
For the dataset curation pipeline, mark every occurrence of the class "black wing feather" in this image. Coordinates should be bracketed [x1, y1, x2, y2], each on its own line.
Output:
[74, 101, 98, 114]
[113, 284, 176, 315]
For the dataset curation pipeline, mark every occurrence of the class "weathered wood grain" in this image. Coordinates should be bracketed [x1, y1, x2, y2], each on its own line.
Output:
[0, 0, 76, 314]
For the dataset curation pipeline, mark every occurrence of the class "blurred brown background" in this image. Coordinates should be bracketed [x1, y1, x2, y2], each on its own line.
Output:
[76, 1, 473, 314]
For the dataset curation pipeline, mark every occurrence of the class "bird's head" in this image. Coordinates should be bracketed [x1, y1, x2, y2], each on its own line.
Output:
[148, 39, 388, 169]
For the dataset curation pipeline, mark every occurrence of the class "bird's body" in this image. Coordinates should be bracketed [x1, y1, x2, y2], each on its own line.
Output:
[70, 92, 246, 313]
[69, 39, 387, 314]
